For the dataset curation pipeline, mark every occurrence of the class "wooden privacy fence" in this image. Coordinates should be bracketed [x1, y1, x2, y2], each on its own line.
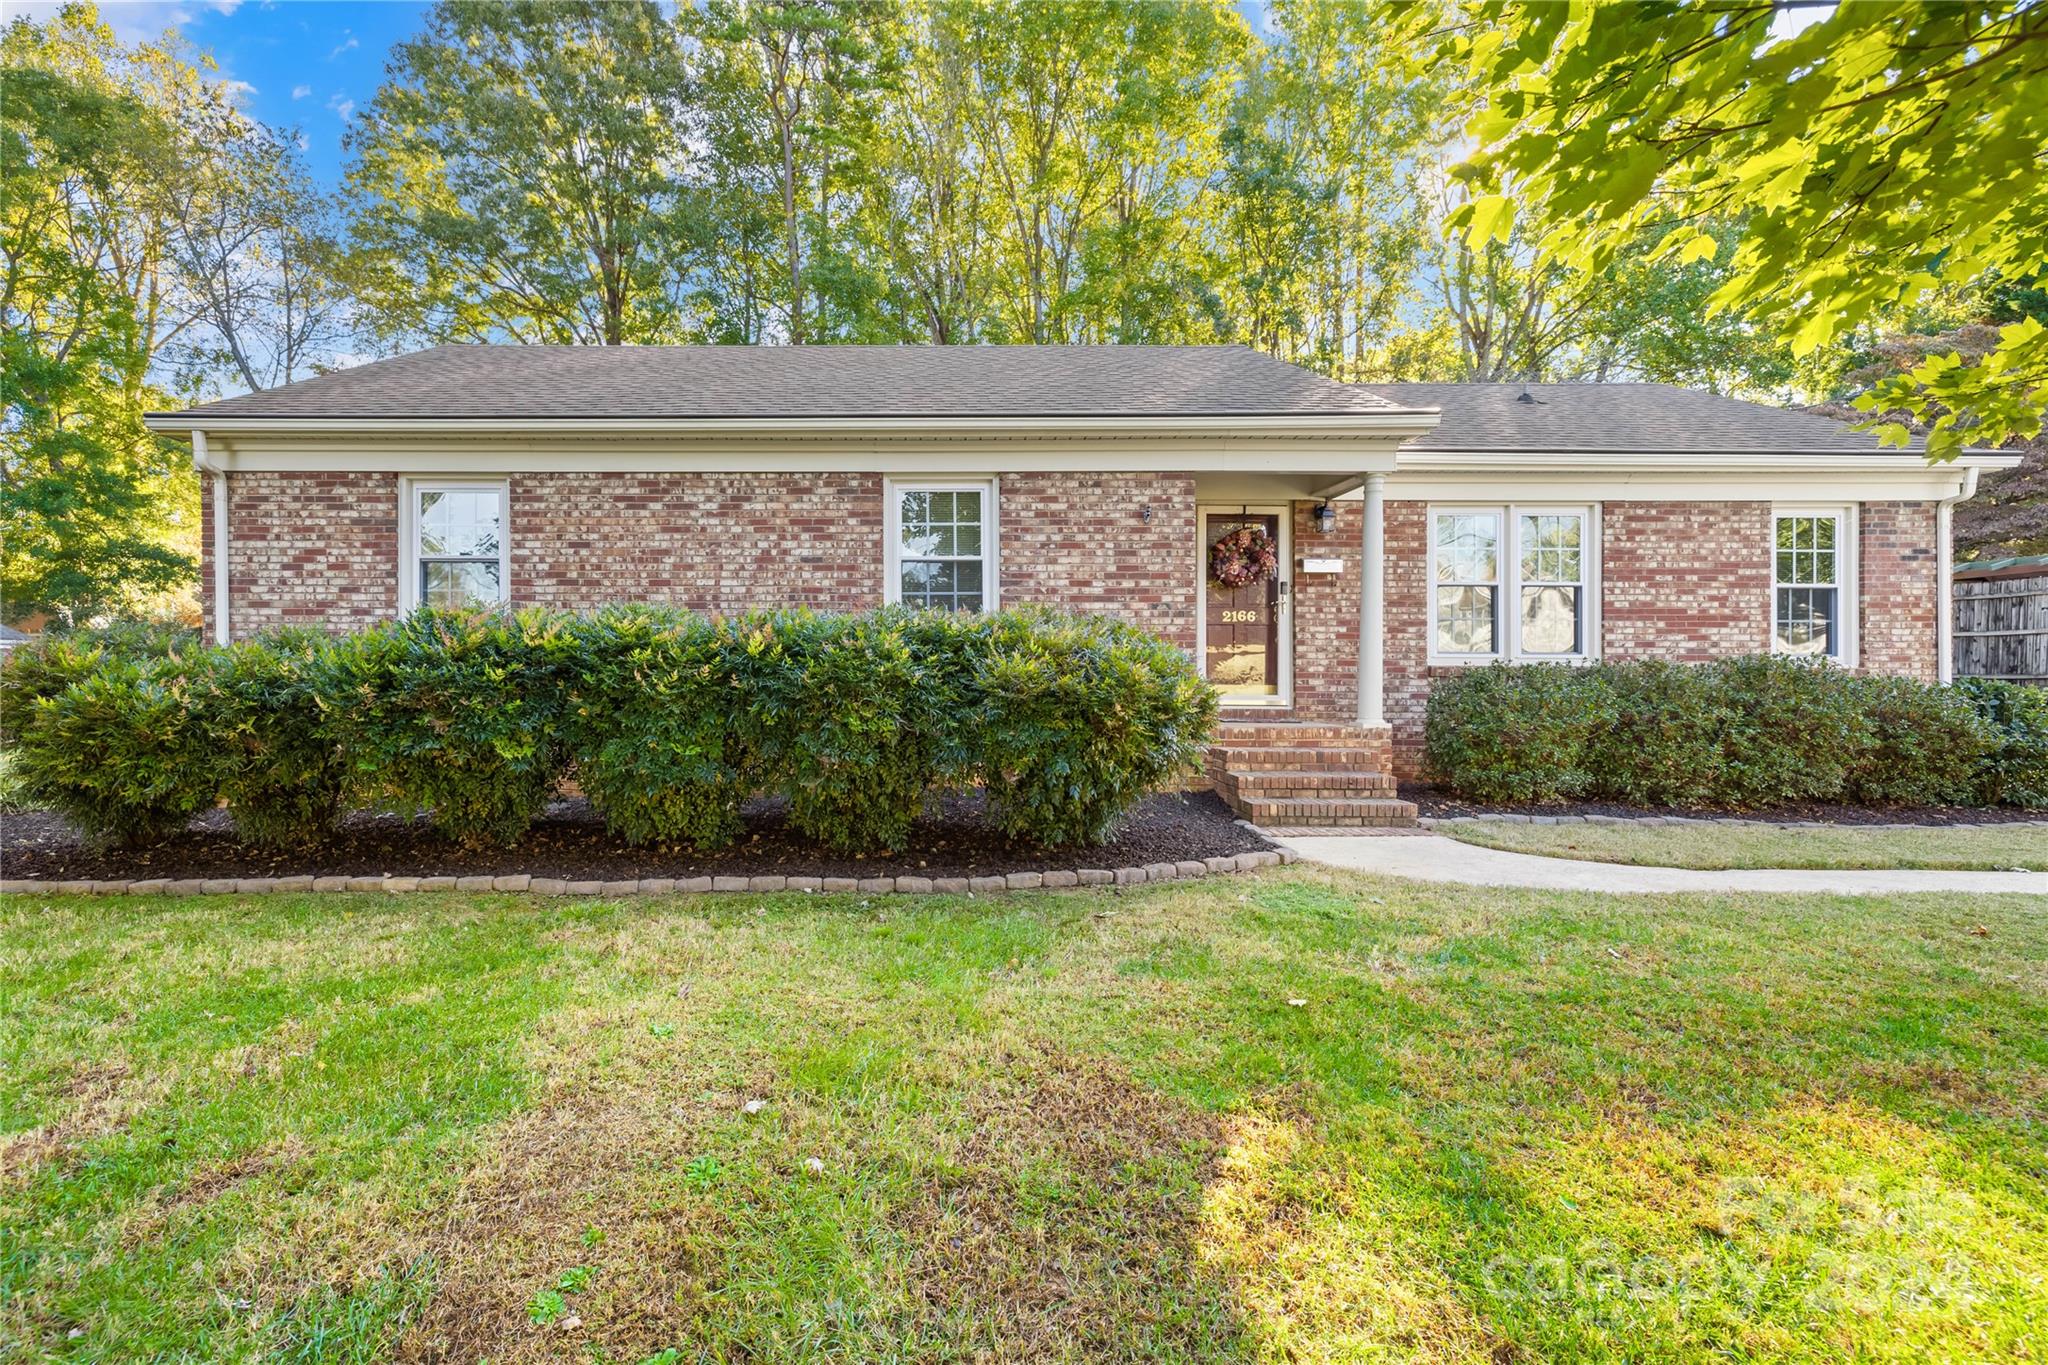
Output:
[1954, 556, 2048, 684]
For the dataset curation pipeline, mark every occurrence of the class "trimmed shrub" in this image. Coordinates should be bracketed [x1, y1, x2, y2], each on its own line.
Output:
[757, 609, 961, 855]
[1422, 663, 1613, 804]
[9, 657, 215, 845]
[0, 621, 199, 744]
[1842, 676, 1997, 807]
[1583, 661, 1737, 808]
[973, 607, 1218, 846]
[307, 608, 571, 847]
[557, 607, 762, 849]
[1958, 678, 2048, 809]
[1710, 655, 1871, 806]
[1425, 655, 2041, 811]
[196, 630, 352, 848]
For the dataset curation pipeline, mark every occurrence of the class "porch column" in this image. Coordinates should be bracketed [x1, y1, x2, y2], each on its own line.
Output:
[1358, 472, 1386, 726]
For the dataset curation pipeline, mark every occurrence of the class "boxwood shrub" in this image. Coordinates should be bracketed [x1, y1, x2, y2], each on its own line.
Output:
[306, 608, 573, 847]
[197, 630, 353, 848]
[5, 604, 1218, 852]
[556, 607, 765, 850]
[1425, 656, 2043, 810]
[1958, 677, 2048, 809]
[970, 608, 1220, 846]
[9, 656, 217, 846]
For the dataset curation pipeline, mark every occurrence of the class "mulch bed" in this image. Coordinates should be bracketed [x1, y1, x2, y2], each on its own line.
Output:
[1401, 783, 2048, 828]
[0, 791, 1273, 883]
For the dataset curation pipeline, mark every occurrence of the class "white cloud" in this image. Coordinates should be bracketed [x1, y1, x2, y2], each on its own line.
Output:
[328, 35, 359, 60]
[206, 0, 244, 14]
[295, 132, 309, 151]
[327, 93, 355, 121]
[220, 78, 257, 99]
[292, 84, 311, 100]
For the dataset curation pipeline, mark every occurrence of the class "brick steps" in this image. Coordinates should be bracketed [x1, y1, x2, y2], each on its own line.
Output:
[1206, 721, 1416, 829]
[1231, 796, 1419, 827]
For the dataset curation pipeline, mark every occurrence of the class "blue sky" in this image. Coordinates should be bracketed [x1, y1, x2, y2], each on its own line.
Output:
[15, 0, 429, 186]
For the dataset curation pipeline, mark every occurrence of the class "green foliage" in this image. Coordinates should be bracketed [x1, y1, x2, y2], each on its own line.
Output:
[346, 0, 694, 345]
[1442, 1, 2048, 456]
[556, 607, 761, 850]
[1427, 658, 2036, 811]
[307, 609, 571, 847]
[0, 620, 199, 743]
[1842, 676, 1998, 808]
[11, 605, 1209, 854]
[973, 609, 1217, 846]
[1421, 663, 1611, 805]
[1956, 678, 2048, 810]
[758, 609, 961, 856]
[196, 630, 351, 849]
[9, 656, 215, 845]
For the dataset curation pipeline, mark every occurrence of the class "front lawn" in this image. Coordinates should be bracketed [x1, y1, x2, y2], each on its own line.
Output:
[1434, 817, 2045, 871]
[3, 872, 2044, 1363]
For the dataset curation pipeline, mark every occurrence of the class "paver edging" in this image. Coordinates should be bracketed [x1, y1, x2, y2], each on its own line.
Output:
[0, 846, 1297, 899]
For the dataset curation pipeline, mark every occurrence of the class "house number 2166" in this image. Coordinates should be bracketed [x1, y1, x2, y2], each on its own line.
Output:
[1220, 609, 1262, 623]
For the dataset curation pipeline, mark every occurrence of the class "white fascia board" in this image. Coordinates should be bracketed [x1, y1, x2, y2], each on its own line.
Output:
[144, 411, 1436, 439]
[188, 433, 1414, 476]
[1394, 448, 2021, 472]
[1365, 465, 1984, 503]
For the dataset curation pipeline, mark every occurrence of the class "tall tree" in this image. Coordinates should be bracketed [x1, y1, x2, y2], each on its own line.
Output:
[1, 56, 191, 622]
[1439, 0, 2048, 456]
[686, 0, 902, 344]
[347, 0, 694, 345]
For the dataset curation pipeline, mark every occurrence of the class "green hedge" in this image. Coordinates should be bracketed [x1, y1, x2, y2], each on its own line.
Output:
[5, 605, 1216, 851]
[1424, 657, 2037, 809]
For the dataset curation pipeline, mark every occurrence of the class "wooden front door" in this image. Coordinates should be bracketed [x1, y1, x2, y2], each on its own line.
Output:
[1200, 508, 1289, 703]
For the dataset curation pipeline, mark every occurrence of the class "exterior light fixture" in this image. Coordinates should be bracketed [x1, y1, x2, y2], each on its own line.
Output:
[1314, 502, 1337, 535]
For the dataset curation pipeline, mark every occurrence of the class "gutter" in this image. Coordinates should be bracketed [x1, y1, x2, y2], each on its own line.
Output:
[192, 430, 229, 645]
[1937, 465, 1980, 685]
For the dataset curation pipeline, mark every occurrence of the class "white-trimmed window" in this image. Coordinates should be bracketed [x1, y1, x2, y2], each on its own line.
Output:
[1772, 507, 1856, 662]
[402, 480, 508, 611]
[1429, 505, 1596, 662]
[885, 480, 996, 612]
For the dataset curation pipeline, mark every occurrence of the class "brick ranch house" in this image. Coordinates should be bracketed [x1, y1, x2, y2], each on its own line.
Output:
[146, 345, 2019, 829]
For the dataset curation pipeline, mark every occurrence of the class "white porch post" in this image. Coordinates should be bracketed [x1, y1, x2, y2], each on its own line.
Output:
[1358, 472, 1386, 726]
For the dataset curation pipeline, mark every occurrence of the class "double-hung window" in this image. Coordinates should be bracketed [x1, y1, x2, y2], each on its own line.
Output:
[1772, 508, 1854, 661]
[887, 481, 995, 612]
[1430, 506, 1594, 662]
[403, 480, 508, 611]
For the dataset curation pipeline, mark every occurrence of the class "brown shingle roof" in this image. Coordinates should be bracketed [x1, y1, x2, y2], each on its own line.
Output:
[1357, 382, 1928, 454]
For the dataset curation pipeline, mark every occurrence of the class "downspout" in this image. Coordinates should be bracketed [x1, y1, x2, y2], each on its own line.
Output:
[192, 430, 229, 645]
[1936, 466, 1978, 685]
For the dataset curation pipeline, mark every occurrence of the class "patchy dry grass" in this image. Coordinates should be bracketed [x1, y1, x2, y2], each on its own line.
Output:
[1434, 816, 2046, 871]
[1, 872, 2044, 1362]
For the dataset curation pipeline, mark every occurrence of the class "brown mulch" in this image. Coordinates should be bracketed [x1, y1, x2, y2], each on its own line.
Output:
[0, 791, 1272, 884]
[1401, 783, 2047, 828]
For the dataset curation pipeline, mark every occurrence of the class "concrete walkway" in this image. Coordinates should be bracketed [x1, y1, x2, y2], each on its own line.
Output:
[1281, 831, 2048, 896]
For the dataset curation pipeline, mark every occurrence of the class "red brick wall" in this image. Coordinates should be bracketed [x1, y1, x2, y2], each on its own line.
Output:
[1601, 501, 1772, 660]
[210, 471, 399, 639]
[1859, 500, 1939, 680]
[1383, 500, 1434, 775]
[1289, 499, 1363, 722]
[999, 472, 1197, 647]
[510, 472, 883, 614]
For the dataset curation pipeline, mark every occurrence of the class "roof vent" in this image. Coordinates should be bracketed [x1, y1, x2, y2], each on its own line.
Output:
[1516, 387, 1536, 403]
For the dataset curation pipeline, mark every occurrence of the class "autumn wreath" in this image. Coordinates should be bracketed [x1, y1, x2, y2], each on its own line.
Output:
[1209, 524, 1279, 589]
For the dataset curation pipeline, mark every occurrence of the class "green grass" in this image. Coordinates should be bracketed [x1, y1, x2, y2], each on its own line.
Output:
[3, 873, 2044, 1362]
[1432, 817, 2046, 871]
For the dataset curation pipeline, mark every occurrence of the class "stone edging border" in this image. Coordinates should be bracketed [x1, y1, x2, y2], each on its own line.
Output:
[0, 847, 1299, 898]
[1420, 813, 2048, 833]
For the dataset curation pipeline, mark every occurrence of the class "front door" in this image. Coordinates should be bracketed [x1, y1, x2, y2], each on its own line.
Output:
[1199, 507, 1290, 705]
